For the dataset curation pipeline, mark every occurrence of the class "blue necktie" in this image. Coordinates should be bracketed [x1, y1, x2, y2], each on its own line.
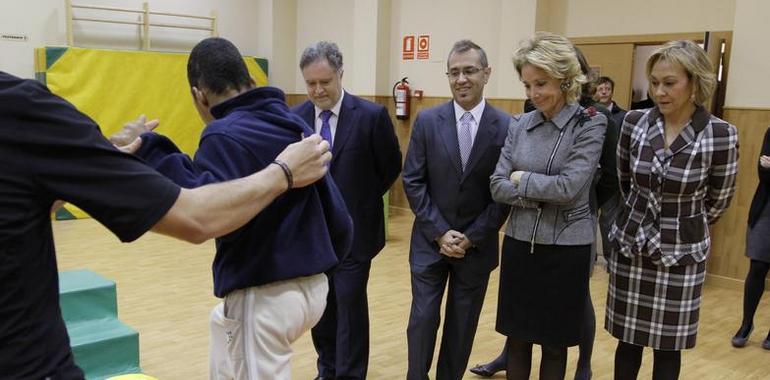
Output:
[320, 110, 333, 149]
[459, 112, 473, 171]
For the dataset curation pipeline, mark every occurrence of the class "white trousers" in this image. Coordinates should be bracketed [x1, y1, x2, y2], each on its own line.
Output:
[209, 273, 328, 380]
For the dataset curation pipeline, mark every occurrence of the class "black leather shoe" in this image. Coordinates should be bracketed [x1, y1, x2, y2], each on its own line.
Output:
[762, 337, 770, 350]
[731, 325, 753, 347]
[469, 362, 504, 377]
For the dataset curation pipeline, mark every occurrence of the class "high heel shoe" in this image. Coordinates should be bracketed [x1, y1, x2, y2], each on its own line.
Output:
[731, 325, 754, 347]
[469, 361, 505, 377]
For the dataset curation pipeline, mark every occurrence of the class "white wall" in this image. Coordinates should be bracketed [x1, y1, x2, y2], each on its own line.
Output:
[496, 0, 538, 98]
[254, 0, 275, 65]
[0, 0, 263, 79]
[290, 0, 539, 97]
[294, 0, 355, 93]
[389, 0, 536, 99]
[1, 0, 66, 78]
[290, 0, 733, 98]
[8, 0, 763, 107]
[562, 0, 735, 37]
[264, 0, 297, 89]
[292, 0, 395, 96]
[374, 0, 392, 96]
[350, 0, 380, 95]
[724, 0, 770, 108]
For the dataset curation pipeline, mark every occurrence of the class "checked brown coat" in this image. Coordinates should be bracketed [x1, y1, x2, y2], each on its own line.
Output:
[608, 106, 739, 267]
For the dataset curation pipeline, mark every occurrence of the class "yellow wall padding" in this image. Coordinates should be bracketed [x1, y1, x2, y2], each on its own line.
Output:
[35, 47, 268, 219]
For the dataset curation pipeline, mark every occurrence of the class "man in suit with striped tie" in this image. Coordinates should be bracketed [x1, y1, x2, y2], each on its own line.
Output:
[401, 40, 510, 380]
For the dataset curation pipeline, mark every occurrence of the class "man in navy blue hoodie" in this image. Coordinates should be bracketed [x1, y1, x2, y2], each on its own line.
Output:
[114, 37, 353, 379]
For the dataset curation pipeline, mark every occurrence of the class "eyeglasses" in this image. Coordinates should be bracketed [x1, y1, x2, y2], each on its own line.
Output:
[446, 66, 484, 80]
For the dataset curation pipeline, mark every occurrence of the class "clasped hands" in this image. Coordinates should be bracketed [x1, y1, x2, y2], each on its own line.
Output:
[437, 230, 472, 259]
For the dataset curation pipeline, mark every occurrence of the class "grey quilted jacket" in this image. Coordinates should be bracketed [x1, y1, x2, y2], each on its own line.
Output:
[490, 103, 607, 251]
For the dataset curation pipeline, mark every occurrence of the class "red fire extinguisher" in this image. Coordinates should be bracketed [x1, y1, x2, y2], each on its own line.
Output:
[392, 77, 410, 120]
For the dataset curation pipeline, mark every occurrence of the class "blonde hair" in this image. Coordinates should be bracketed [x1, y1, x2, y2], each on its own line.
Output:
[512, 32, 586, 103]
[646, 40, 716, 105]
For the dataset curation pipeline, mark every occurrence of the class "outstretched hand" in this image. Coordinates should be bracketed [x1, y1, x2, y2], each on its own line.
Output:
[114, 137, 143, 154]
[109, 114, 159, 147]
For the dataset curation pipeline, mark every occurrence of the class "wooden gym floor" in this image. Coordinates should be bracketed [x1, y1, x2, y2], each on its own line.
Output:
[54, 208, 770, 379]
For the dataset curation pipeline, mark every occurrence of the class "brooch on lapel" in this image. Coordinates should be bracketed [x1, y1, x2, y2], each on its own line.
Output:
[577, 106, 597, 126]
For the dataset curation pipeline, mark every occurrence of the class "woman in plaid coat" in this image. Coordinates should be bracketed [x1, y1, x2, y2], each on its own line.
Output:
[606, 40, 738, 379]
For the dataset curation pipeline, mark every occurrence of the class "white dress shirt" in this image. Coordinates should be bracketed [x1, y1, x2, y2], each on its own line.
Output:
[453, 99, 485, 146]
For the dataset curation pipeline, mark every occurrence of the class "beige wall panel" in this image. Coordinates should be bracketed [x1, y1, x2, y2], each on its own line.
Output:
[494, 0, 540, 99]
[374, 0, 393, 96]
[575, 43, 634, 109]
[562, 0, 734, 38]
[535, 0, 567, 35]
[708, 108, 770, 282]
[350, 0, 381, 95]
[284, 93, 308, 107]
[724, 0, 770, 108]
[487, 98, 527, 116]
[267, 0, 298, 90]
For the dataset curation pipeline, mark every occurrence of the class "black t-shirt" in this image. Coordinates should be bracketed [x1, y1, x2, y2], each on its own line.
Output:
[0, 72, 181, 379]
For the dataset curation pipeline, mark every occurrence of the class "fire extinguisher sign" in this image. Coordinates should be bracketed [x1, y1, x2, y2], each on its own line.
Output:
[402, 35, 415, 60]
[417, 35, 430, 60]
[403, 34, 430, 61]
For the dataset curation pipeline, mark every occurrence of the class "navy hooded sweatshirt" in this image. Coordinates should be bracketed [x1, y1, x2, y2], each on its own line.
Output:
[136, 86, 352, 297]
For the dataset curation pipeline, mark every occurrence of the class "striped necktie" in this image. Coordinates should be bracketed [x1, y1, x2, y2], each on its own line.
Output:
[459, 112, 473, 170]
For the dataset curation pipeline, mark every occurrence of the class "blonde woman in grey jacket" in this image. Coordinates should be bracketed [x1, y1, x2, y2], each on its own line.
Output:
[489, 32, 607, 380]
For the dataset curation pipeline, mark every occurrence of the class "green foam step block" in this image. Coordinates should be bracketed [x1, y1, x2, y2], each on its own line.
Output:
[67, 318, 141, 379]
[59, 270, 142, 379]
[60, 269, 118, 323]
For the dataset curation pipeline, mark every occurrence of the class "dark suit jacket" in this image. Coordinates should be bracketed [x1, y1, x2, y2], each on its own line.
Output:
[292, 93, 402, 262]
[581, 96, 619, 206]
[608, 101, 627, 129]
[749, 127, 770, 228]
[402, 101, 510, 271]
